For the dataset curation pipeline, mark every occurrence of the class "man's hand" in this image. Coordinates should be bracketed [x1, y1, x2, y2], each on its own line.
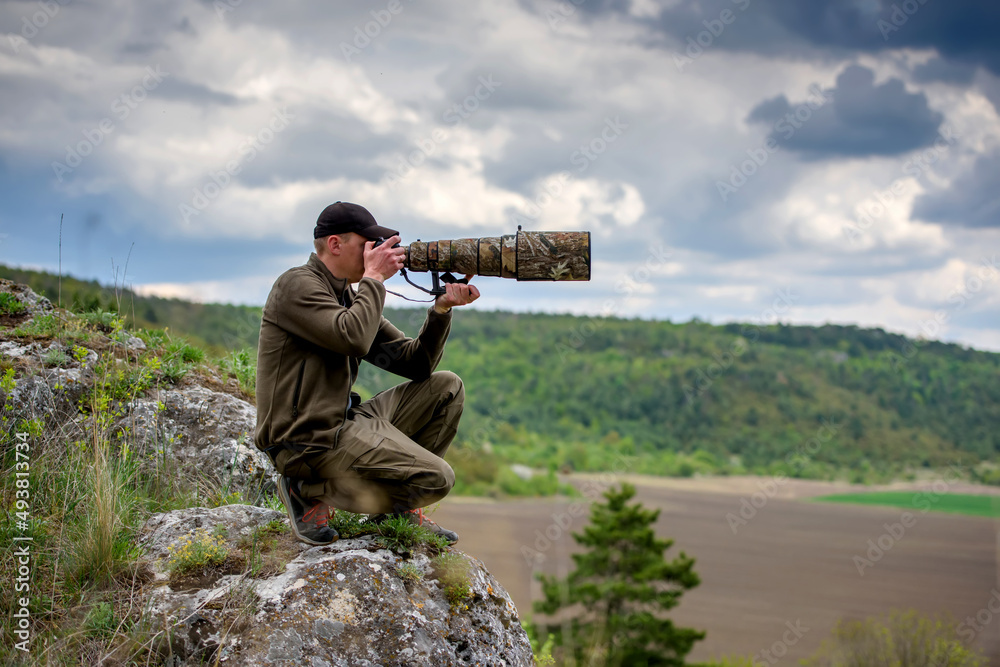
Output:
[434, 275, 480, 314]
[362, 235, 405, 282]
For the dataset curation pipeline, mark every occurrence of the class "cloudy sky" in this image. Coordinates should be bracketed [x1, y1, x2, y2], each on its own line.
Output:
[1, 0, 998, 351]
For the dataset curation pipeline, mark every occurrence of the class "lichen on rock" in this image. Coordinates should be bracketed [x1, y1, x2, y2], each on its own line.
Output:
[139, 505, 534, 666]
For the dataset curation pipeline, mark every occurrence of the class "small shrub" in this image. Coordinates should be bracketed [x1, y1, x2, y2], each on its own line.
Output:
[159, 358, 188, 384]
[84, 601, 117, 639]
[71, 345, 91, 364]
[165, 337, 204, 364]
[166, 529, 229, 576]
[219, 348, 256, 396]
[83, 356, 156, 409]
[79, 309, 124, 332]
[431, 551, 472, 608]
[1, 367, 15, 394]
[12, 313, 60, 338]
[42, 346, 71, 367]
[397, 561, 424, 583]
[802, 609, 986, 667]
[0, 292, 26, 315]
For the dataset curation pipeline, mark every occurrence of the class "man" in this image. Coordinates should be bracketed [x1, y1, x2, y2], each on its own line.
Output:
[254, 201, 479, 546]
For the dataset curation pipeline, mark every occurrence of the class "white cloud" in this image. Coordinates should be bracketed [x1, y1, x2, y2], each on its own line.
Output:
[1, 0, 999, 351]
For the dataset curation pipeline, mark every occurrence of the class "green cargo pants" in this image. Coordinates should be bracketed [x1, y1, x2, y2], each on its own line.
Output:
[273, 371, 463, 514]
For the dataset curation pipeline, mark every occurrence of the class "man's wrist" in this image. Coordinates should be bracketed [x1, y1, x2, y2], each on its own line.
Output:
[433, 301, 451, 314]
[362, 272, 384, 283]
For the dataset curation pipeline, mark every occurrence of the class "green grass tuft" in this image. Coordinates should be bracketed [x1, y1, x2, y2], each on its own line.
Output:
[218, 347, 257, 396]
[374, 514, 452, 553]
[0, 292, 27, 316]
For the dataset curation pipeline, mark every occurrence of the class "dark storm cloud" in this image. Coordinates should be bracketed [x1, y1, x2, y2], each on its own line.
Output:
[746, 64, 942, 158]
[553, 0, 1000, 76]
[476, 123, 559, 192]
[911, 57, 978, 85]
[440, 67, 573, 115]
[233, 114, 406, 187]
[913, 150, 1000, 228]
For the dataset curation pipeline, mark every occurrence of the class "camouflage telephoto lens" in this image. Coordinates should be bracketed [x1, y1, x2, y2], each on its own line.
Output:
[403, 231, 590, 281]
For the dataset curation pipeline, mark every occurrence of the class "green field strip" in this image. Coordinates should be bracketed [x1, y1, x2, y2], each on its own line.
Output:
[813, 491, 1000, 518]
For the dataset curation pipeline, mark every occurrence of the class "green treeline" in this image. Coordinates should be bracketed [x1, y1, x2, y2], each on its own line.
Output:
[0, 265, 262, 352]
[5, 263, 998, 483]
[372, 308, 1000, 483]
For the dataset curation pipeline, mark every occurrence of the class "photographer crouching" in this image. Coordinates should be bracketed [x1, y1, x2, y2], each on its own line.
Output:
[254, 201, 479, 545]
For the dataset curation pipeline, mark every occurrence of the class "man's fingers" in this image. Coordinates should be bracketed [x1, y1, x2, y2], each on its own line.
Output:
[468, 285, 480, 300]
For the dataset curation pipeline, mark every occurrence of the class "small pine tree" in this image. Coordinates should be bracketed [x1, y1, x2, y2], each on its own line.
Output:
[533, 483, 705, 666]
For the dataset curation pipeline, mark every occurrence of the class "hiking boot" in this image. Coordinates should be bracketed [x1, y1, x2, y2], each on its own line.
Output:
[277, 475, 339, 546]
[370, 508, 459, 544]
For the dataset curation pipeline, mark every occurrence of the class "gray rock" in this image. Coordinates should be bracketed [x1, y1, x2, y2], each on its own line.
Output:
[0, 280, 52, 315]
[142, 504, 288, 561]
[123, 386, 275, 498]
[0, 340, 38, 360]
[139, 506, 534, 667]
[7, 376, 54, 420]
[510, 464, 534, 481]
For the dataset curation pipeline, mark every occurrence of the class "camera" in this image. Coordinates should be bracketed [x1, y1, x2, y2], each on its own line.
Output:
[372, 237, 400, 249]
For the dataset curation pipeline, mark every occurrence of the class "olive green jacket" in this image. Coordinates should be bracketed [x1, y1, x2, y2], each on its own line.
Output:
[254, 253, 452, 453]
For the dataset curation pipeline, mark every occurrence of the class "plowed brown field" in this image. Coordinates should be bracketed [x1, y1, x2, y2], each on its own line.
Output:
[432, 476, 1000, 664]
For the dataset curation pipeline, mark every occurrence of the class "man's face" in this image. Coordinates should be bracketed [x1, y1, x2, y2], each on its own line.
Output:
[335, 232, 370, 283]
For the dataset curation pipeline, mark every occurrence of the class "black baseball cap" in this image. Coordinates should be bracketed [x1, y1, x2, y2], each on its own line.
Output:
[314, 201, 398, 240]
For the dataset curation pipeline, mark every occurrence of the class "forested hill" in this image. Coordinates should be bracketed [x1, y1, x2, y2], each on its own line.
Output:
[3, 263, 998, 483]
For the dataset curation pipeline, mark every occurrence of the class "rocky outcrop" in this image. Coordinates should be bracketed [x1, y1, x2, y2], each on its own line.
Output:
[0, 278, 53, 315]
[140, 505, 533, 666]
[0, 283, 273, 499]
[1, 282, 534, 666]
[123, 386, 274, 498]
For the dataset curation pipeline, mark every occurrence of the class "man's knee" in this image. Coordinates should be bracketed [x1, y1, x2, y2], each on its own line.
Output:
[441, 459, 456, 491]
[422, 457, 455, 493]
[403, 459, 455, 509]
[431, 370, 464, 400]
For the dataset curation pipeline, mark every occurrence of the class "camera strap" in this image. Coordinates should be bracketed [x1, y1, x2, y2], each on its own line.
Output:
[384, 269, 469, 303]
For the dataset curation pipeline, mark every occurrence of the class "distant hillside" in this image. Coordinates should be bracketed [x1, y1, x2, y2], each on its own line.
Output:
[0, 264, 262, 352]
[5, 263, 998, 484]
